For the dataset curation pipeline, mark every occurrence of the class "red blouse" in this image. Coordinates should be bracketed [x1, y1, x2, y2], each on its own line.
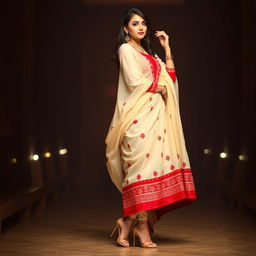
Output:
[139, 51, 176, 93]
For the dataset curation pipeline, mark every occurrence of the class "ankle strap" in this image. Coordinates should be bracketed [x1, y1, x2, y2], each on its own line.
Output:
[137, 219, 148, 223]
[124, 216, 136, 221]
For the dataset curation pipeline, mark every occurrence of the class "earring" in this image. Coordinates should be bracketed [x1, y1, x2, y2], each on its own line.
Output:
[125, 32, 130, 42]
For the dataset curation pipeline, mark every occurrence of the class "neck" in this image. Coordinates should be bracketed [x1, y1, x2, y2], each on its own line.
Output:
[128, 38, 141, 48]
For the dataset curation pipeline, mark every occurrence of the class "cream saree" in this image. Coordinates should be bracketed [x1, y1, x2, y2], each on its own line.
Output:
[105, 43, 197, 230]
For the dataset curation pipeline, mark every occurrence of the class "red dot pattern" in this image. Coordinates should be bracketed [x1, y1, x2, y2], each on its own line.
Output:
[137, 174, 141, 180]
[153, 171, 158, 177]
[140, 133, 145, 139]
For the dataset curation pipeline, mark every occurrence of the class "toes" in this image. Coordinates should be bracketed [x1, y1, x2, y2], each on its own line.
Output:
[119, 239, 129, 247]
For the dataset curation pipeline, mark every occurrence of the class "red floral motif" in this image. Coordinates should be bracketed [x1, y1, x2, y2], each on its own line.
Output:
[166, 155, 170, 161]
[140, 133, 145, 139]
[137, 174, 141, 180]
[158, 135, 161, 141]
[150, 106, 154, 111]
[182, 162, 186, 167]
[153, 171, 158, 177]
[170, 164, 175, 170]
[161, 152, 163, 158]
[177, 153, 180, 159]
[146, 153, 150, 158]
[149, 97, 153, 101]
[133, 119, 138, 124]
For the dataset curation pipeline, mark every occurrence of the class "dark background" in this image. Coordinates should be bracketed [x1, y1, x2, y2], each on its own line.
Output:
[1, 0, 255, 202]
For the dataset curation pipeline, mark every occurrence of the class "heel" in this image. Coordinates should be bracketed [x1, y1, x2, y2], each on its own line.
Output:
[110, 224, 118, 237]
[110, 218, 130, 247]
[132, 226, 158, 248]
[132, 229, 136, 246]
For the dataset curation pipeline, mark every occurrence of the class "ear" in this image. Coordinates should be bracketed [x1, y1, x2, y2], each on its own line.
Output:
[123, 26, 128, 34]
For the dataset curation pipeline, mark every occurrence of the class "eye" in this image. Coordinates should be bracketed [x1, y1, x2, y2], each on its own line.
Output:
[132, 21, 147, 26]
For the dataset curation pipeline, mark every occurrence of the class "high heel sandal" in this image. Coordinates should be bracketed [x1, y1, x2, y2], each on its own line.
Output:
[132, 225, 158, 248]
[110, 217, 131, 247]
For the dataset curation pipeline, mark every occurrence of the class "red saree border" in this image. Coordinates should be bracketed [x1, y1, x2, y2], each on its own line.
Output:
[122, 168, 197, 217]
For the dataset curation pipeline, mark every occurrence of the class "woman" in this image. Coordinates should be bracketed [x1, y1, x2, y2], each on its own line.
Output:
[106, 8, 197, 248]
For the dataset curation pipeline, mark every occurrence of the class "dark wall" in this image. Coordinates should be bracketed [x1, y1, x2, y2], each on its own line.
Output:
[34, 0, 81, 175]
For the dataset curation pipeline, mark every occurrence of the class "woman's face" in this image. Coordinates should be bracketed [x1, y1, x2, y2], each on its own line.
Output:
[124, 14, 147, 42]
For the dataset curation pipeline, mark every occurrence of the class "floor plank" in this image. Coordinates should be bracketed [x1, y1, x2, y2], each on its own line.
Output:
[0, 188, 255, 256]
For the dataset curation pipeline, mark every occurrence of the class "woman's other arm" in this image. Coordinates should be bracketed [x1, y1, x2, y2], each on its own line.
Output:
[165, 46, 176, 83]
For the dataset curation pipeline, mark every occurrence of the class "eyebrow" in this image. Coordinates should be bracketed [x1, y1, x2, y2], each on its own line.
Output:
[132, 20, 145, 22]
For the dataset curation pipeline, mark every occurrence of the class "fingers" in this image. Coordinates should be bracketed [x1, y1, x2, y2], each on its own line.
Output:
[155, 30, 169, 38]
[160, 88, 167, 104]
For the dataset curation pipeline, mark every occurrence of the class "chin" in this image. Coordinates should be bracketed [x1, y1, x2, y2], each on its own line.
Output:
[136, 35, 145, 40]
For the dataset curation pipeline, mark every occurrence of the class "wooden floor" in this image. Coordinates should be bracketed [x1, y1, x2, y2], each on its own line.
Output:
[0, 187, 256, 256]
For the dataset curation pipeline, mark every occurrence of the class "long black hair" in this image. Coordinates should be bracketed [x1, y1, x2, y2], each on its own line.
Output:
[110, 8, 157, 67]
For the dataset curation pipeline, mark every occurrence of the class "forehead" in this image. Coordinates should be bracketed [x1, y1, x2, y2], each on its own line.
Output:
[130, 14, 144, 22]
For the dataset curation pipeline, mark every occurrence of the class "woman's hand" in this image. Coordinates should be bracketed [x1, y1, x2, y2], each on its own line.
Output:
[160, 87, 167, 103]
[156, 84, 167, 103]
[155, 30, 170, 50]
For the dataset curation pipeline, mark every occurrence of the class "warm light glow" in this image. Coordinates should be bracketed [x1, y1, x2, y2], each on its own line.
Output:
[219, 152, 228, 158]
[44, 152, 51, 158]
[31, 154, 39, 161]
[238, 154, 247, 161]
[59, 148, 67, 155]
[11, 157, 17, 163]
[203, 148, 211, 154]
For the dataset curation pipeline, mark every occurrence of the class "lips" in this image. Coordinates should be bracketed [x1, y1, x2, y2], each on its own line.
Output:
[138, 32, 144, 35]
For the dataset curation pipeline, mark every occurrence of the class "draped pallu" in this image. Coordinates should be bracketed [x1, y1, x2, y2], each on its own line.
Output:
[105, 43, 197, 229]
